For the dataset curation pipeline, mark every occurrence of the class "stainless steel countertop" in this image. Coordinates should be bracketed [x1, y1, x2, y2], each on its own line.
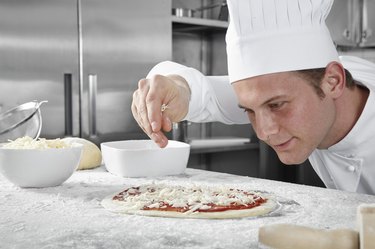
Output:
[1, 166, 374, 249]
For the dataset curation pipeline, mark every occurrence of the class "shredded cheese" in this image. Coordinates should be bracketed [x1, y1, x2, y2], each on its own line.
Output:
[3, 136, 71, 149]
[113, 184, 265, 213]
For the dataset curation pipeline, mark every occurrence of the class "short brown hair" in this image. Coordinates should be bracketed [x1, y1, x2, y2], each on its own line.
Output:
[296, 68, 355, 99]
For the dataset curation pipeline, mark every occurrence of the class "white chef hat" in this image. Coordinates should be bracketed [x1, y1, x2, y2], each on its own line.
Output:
[226, 0, 339, 83]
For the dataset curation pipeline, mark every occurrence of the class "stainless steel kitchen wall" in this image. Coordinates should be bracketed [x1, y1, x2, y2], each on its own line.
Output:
[80, 0, 171, 144]
[0, 0, 172, 143]
[0, 0, 80, 138]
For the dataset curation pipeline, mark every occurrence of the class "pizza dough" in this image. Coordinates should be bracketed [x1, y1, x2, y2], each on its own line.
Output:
[62, 137, 102, 170]
[101, 183, 277, 219]
[259, 224, 358, 249]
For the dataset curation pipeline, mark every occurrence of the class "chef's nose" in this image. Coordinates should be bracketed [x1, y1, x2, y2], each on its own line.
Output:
[255, 113, 279, 141]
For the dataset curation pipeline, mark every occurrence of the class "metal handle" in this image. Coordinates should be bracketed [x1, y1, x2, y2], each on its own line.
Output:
[172, 121, 189, 142]
[360, 0, 372, 45]
[352, 0, 362, 44]
[64, 73, 73, 136]
[362, 29, 372, 41]
[343, 29, 351, 40]
[88, 74, 97, 137]
[342, 0, 361, 44]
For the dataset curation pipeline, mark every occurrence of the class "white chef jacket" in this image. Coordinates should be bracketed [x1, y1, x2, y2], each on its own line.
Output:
[147, 56, 375, 195]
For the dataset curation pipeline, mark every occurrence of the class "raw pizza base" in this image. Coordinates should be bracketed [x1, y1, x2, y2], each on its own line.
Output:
[101, 190, 278, 219]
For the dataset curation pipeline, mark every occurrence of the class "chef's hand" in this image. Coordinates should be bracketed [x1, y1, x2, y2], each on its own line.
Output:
[131, 74, 191, 148]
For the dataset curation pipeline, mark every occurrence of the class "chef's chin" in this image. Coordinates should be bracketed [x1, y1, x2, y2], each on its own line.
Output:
[276, 152, 309, 165]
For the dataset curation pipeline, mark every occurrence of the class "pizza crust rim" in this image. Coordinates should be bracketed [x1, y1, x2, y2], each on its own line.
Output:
[101, 193, 278, 219]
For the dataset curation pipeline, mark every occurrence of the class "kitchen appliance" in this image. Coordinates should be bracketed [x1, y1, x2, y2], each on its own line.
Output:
[326, 0, 375, 47]
[0, 0, 172, 144]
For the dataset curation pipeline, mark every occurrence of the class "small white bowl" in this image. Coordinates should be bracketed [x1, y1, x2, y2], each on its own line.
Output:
[0, 144, 83, 188]
[101, 140, 190, 177]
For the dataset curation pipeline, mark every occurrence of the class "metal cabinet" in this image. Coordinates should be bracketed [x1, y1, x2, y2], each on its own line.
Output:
[326, 0, 375, 47]
[0, 0, 79, 138]
[361, 0, 375, 46]
[0, 0, 172, 143]
[79, 0, 171, 143]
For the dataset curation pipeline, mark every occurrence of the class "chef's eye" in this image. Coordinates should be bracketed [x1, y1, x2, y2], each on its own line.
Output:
[243, 108, 254, 115]
[238, 104, 253, 114]
[269, 102, 285, 110]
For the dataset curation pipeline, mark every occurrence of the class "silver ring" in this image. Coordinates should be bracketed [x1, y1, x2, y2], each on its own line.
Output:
[161, 103, 168, 112]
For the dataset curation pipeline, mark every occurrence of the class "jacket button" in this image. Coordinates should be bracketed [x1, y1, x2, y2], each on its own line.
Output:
[347, 165, 356, 172]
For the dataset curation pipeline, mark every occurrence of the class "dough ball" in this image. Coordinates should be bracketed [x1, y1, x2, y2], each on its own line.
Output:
[62, 137, 102, 170]
[259, 224, 358, 249]
[357, 203, 375, 249]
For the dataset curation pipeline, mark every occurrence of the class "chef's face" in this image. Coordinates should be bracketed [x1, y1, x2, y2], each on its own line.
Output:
[232, 71, 336, 165]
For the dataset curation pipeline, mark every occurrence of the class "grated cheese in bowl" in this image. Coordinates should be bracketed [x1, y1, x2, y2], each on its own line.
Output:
[3, 136, 71, 149]
[0, 136, 82, 188]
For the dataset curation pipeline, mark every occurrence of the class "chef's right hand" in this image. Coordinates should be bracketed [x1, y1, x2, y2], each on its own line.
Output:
[131, 74, 191, 148]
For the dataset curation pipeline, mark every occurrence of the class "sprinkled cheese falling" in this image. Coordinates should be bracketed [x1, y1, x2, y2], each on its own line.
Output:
[3, 136, 71, 149]
[112, 184, 266, 213]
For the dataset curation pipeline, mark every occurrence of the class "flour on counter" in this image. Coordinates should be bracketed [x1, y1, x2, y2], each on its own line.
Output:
[1, 166, 374, 249]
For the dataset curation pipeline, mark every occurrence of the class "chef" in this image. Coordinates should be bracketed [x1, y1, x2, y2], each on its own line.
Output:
[131, 0, 375, 195]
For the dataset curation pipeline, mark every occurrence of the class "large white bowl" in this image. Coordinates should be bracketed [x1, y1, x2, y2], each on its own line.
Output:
[0, 144, 83, 188]
[101, 140, 190, 177]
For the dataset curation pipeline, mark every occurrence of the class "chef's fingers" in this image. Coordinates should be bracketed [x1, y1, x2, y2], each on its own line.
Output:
[132, 77, 170, 148]
[161, 114, 172, 132]
[131, 103, 147, 134]
[146, 75, 168, 133]
[132, 90, 167, 147]
[133, 79, 153, 136]
[131, 91, 149, 135]
[150, 110, 172, 148]
[150, 131, 168, 148]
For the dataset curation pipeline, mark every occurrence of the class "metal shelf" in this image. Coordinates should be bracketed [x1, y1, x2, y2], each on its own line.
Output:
[172, 16, 228, 32]
[188, 137, 259, 154]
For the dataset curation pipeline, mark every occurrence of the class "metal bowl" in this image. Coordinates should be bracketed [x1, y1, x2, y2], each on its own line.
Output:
[0, 101, 47, 143]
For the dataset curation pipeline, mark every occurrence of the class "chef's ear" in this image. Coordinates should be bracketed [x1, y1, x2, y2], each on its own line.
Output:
[322, 61, 346, 99]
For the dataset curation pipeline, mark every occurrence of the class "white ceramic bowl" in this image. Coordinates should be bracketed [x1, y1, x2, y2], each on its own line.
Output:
[101, 140, 190, 177]
[0, 144, 83, 188]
